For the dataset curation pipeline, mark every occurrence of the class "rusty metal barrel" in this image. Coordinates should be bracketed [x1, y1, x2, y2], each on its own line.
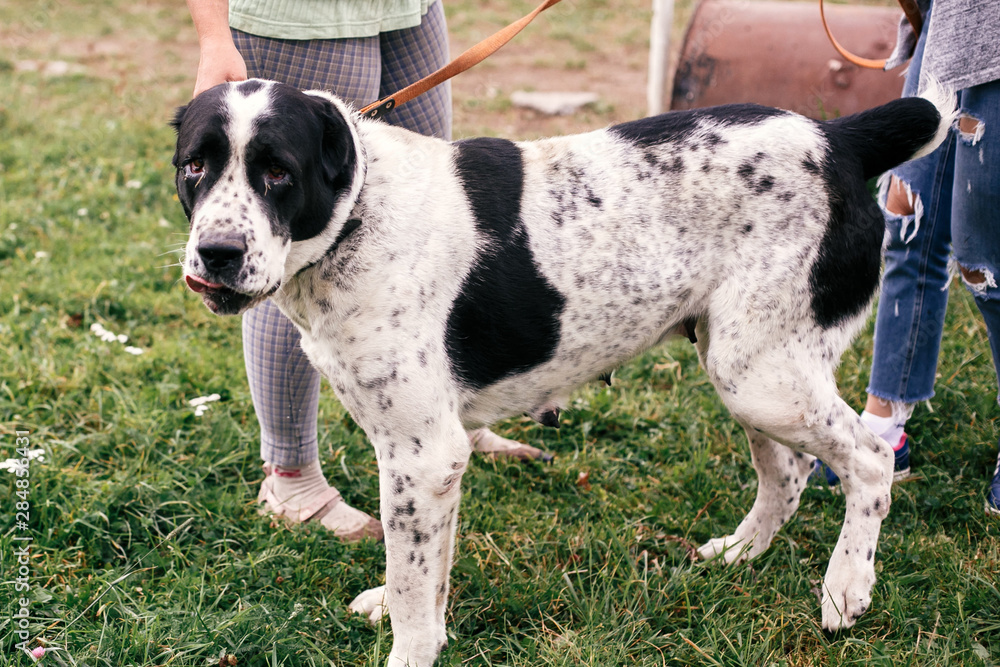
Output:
[670, 0, 906, 119]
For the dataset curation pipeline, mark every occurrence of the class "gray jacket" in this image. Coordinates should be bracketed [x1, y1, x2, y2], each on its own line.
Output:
[885, 0, 1000, 93]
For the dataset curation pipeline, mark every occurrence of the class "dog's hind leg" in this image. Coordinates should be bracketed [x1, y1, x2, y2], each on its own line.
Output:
[696, 324, 894, 630]
[811, 407, 894, 631]
[697, 428, 815, 564]
[692, 319, 817, 564]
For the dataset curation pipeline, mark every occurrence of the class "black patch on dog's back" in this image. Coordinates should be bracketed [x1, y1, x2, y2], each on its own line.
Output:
[809, 97, 942, 328]
[807, 137, 884, 329]
[808, 171, 883, 329]
[610, 104, 787, 148]
[445, 138, 566, 389]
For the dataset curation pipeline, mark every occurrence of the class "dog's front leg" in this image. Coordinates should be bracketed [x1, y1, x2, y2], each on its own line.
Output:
[374, 421, 470, 667]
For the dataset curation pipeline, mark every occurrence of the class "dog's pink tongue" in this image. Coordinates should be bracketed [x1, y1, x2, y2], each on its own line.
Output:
[185, 274, 224, 293]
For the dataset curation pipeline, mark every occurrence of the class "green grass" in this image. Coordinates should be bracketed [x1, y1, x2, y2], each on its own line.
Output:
[2, 0, 999, 665]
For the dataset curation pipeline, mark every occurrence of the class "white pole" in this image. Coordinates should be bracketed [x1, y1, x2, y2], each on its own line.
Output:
[647, 0, 675, 116]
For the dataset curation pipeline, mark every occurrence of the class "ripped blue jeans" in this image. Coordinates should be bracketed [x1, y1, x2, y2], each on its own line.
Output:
[868, 72, 1000, 406]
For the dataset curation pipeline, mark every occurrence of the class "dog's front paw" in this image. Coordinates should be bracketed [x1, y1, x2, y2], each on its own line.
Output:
[386, 633, 448, 667]
[387, 644, 444, 667]
[349, 585, 388, 624]
[821, 557, 875, 630]
[697, 535, 753, 564]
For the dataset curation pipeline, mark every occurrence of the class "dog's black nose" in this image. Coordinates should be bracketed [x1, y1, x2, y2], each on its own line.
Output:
[198, 234, 247, 273]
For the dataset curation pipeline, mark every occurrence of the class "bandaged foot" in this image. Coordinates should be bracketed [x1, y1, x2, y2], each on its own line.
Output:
[258, 461, 383, 541]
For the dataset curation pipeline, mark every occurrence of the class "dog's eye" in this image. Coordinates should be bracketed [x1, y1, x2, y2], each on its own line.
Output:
[185, 159, 205, 177]
[266, 166, 289, 183]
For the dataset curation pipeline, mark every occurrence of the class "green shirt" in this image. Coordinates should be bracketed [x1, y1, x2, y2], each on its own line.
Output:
[230, 0, 432, 40]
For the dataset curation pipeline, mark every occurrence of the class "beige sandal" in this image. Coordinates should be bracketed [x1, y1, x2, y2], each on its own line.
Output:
[258, 464, 384, 542]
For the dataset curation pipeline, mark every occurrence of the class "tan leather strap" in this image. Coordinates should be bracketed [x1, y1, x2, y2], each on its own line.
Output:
[820, 0, 924, 70]
[360, 0, 563, 120]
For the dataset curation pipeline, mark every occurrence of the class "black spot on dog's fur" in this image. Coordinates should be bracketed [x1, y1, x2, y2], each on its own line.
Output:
[394, 499, 417, 517]
[331, 217, 362, 250]
[445, 138, 566, 389]
[705, 132, 725, 148]
[610, 104, 787, 148]
[736, 162, 755, 181]
[237, 79, 265, 96]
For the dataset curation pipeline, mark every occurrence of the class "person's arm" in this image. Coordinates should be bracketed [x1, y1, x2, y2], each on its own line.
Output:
[186, 0, 248, 97]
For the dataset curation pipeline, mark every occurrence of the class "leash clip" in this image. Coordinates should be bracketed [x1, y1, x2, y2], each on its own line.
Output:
[363, 98, 396, 121]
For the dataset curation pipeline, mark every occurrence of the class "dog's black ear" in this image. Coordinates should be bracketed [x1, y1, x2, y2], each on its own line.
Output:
[311, 97, 356, 188]
[170, 104, 189, 168]
[170, 104, 188, 133]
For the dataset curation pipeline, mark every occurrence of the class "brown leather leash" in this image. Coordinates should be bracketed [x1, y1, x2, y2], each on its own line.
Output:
[820, 0, 924, 70]
[360, 0, 920, 115]
[360, 0, 564, 120]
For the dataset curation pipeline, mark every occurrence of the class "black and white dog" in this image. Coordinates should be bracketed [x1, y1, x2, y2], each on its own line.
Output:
[173, 79, 952, 665]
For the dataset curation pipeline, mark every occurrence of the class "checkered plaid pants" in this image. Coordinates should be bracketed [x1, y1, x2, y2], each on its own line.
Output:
[239, 1, 451, 466]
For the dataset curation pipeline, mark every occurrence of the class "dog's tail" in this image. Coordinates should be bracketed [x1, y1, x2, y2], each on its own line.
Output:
[823, 80, 956, 181]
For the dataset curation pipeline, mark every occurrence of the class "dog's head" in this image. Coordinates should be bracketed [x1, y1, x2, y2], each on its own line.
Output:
[172, 79, 361, 314]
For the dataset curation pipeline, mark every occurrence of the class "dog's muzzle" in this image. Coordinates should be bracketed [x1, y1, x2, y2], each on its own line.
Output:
[185, 232, 273, 315]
